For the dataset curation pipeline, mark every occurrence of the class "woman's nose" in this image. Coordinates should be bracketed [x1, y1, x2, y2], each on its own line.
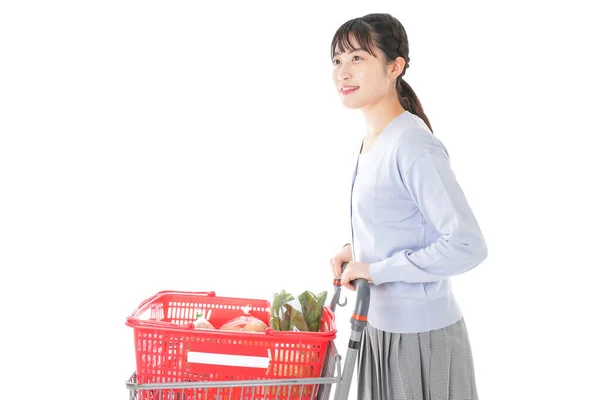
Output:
[338, 68, 351, 81]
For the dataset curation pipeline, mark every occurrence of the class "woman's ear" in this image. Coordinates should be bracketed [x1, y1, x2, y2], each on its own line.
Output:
[389, 56, 406, 80]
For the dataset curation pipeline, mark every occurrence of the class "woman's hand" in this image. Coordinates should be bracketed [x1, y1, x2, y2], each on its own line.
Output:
[330, 244, 353, 279]
[340, 261, 372, 291]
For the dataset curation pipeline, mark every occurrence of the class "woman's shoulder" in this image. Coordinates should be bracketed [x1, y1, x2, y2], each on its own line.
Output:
[387, 112, 450, 166]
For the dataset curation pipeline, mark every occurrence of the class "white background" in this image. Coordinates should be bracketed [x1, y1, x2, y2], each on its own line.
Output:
[1, 1, 599, 399]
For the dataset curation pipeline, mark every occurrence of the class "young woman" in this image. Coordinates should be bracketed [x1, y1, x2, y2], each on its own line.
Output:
[329, 13, 488, 400]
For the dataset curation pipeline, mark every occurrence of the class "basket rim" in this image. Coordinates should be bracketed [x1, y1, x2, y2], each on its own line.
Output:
[125, 290, 337, 340]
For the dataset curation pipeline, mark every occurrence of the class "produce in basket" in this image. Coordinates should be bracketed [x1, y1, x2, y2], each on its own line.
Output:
[299, 290, 328, 332]
[270, 289, 327, 332]
[193, 312, 215, 329]
[220, 315, 268, 332]
[269, 289, 295, 331]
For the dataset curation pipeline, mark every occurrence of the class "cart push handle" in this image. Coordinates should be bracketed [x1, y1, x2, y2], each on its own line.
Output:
[331, 262, 371, 400]
[330, 262, 370, 324]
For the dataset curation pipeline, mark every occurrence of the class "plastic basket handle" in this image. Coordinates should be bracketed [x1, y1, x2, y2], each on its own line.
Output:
[132, 290, 216, 316]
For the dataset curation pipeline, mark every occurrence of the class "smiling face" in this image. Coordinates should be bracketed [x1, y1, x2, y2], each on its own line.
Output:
[331, 35, 393, 110]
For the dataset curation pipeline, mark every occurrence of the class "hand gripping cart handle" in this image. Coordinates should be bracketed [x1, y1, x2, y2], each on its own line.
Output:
[125, 262, 370, 400]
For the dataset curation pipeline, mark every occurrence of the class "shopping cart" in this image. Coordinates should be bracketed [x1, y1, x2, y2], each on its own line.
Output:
[125, 263, 370, 400]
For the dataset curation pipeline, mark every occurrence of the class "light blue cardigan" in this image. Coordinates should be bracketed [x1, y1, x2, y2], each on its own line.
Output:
[349, 111, 488, 333]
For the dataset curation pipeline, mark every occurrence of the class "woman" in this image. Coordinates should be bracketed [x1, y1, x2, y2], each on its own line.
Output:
[329, 13, 487, 400]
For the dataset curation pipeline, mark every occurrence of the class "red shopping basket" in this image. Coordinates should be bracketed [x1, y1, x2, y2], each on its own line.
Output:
[126, 290, 337, 399]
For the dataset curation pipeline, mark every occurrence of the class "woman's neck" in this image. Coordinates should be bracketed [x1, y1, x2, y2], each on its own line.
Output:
[361, 95, 406, 139]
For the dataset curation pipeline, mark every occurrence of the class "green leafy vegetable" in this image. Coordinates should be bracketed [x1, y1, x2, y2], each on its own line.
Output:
[270, 289, 294, 331]
[270, 289, 328, 332]
[299, 290, 328, 332]
[289, 304, 309, 332]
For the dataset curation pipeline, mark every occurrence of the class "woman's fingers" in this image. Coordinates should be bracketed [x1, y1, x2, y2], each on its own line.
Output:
[330, 257, 342, 278]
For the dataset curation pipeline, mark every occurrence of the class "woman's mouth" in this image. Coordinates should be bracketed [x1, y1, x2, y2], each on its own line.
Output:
[341, 86, 359, 96]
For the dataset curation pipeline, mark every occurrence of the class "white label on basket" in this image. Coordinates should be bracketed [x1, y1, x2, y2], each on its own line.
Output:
[188, 352, 270, 368]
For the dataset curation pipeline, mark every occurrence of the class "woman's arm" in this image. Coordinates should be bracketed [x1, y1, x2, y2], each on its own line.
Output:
[369, 140, 488, 284]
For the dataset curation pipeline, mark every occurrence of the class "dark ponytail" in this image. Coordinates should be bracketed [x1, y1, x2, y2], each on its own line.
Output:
[331, 13, 434, 133]
[397, 79, 433, 133]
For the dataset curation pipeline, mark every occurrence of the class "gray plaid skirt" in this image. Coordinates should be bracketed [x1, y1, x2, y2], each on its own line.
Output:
[357, 317, 479, 400]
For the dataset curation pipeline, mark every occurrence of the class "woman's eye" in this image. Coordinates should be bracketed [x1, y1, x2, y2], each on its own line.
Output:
[332, 55, 361, 66]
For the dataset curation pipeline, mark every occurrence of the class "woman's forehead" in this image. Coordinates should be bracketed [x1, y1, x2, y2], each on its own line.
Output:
[334, 34, 361, 53]
[332, 32, 378, 58]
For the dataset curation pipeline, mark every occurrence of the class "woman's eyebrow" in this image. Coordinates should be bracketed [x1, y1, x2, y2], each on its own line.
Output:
[333, 48, 367, 57]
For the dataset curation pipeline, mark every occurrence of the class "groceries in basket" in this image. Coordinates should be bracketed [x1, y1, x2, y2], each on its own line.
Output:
[220, 315, 269, 332]
[188, 289, 329, 334]
[193, 312, 215, 329]
[270, 289, 328, 332]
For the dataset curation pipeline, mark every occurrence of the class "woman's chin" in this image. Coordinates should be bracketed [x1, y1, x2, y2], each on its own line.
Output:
[341, 98, 365, 110]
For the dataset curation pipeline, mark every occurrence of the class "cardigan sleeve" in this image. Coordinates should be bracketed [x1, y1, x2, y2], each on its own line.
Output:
[369, 136, 488, 284]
